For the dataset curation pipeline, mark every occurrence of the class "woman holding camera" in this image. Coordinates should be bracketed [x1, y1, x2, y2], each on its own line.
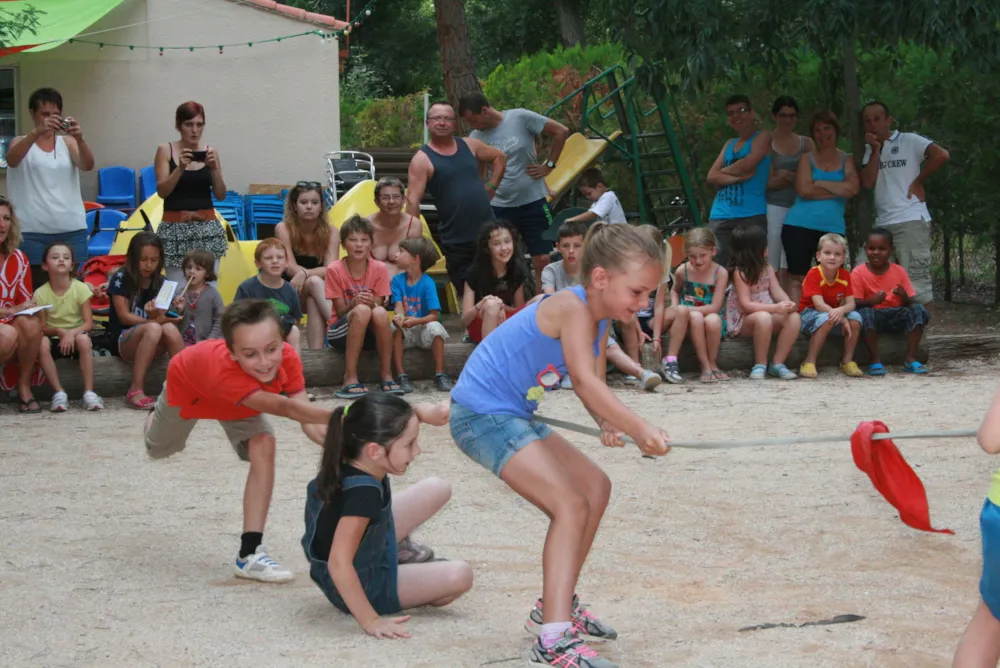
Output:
[154, 100, 228, 283]
[7, 87, 94, 289]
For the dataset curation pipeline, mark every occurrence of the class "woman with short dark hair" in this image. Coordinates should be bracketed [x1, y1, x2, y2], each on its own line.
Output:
[154, 101, 228, 284]
[7, 87, 95, 289]
[781, 110, 861, 304]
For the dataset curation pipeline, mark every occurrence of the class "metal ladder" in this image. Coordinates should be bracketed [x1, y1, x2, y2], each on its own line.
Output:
[544, 65, 705, 230]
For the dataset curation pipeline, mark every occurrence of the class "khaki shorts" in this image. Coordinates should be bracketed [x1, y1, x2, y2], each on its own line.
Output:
[391, 321, 449, 350]
[144, 385, 274, 462]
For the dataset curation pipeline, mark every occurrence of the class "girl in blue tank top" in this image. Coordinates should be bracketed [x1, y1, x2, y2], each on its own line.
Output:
[450, 222, 670, 668]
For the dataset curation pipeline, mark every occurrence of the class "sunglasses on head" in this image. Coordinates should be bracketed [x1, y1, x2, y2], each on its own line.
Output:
[296, 181, 322, 189]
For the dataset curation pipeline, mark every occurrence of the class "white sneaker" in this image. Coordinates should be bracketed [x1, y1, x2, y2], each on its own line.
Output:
[82, 391, 104, 411]
[50, 391, 69, 413]
[234, 545, 294, 583]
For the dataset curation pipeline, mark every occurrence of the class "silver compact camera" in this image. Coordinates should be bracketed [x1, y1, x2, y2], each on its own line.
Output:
[61, 117, 71, 131]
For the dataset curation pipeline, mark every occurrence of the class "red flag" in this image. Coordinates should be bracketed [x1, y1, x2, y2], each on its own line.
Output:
[850, 420, 953, 534]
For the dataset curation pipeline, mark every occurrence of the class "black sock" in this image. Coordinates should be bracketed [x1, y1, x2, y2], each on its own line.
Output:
[240, 532, 263, 559]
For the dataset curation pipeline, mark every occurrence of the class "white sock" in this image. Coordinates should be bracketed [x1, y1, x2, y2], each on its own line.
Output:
[540, 621, 573, 648]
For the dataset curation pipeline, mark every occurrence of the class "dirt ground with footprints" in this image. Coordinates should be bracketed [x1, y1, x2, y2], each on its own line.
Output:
[2, 358, 998, 668]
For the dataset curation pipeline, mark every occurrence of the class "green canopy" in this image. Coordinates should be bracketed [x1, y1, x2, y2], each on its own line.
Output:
[0, 0, 127, 54]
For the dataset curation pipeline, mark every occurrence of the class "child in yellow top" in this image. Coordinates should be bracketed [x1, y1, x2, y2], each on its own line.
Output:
[953, 384, 1000, 667]
[33, 242, 104, 412]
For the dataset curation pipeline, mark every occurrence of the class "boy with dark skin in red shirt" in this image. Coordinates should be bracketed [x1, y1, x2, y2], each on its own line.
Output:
[144, 299, 331, 582]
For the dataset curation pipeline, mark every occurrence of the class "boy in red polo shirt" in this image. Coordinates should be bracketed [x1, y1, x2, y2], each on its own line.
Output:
[144, 299, 332, 583]
[797, 233, 863, 379]
[852, 227, 931, 376]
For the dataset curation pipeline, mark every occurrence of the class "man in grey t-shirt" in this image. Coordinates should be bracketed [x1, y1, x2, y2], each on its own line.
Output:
[460, 92, 570, 291]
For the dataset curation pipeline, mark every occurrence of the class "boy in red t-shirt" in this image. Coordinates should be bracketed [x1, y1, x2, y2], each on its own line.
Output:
[852, 227, 931, 375]
[144, 299, 332, 583]
[797, 233, 863, 379]
[325, 215, 399, 399]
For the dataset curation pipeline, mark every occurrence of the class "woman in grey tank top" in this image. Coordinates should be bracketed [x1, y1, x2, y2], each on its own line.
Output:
[765, 96, 814, 282]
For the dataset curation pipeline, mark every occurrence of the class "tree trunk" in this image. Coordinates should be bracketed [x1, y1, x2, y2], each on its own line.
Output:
[433, 0, 482, 111]
[842, 38, 872, 258]
[958, 229, 965, 287]
[995, 227, 1000, 308]
[553, 0, 586, 47]
[942, 223, 952, 302]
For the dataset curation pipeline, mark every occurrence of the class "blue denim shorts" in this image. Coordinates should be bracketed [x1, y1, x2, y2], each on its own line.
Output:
[800, 308, 862, 336]
[449, 400, 553, 477]
[981, 499, 1000, 620]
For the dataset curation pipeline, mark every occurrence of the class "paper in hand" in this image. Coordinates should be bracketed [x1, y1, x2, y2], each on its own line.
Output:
[154, 280, 179, 310]
[14, 305, 53, 317]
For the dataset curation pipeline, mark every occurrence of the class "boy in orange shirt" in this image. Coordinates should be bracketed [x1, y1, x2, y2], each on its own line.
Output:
[797, 233, 863, 379]
[852, 227, 930, 375]
[144, 299, 332, 583]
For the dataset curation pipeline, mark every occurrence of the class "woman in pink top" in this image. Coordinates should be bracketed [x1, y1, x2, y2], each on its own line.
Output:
[851, 227, 930, 375]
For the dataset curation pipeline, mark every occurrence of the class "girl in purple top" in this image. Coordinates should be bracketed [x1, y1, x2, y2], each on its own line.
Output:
[450, 222, 670, 668]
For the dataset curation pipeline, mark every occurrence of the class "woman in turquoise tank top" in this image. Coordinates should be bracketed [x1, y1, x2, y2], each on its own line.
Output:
[780, 111, 860, 305]
[953, 385, 1000, 666]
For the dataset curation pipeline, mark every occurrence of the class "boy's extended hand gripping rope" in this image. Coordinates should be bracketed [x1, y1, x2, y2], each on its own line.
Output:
[536, 415, 976, 450]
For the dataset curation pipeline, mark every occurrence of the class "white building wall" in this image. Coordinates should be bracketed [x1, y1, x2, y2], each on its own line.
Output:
[1, 0, 340, 198]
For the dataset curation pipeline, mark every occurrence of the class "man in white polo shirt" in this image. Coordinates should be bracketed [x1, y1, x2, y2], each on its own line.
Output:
[859, 101, 950, 304]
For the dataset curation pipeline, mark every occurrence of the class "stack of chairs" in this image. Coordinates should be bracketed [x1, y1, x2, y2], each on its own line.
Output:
[243, 194, 285, 240]
[212, 190, 248, 240]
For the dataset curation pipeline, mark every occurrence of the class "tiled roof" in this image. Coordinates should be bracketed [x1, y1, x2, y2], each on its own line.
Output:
[237, 0, 349, 29]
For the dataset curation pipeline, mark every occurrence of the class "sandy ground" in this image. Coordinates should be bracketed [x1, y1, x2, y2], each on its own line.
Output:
[2, 359, 999, 668]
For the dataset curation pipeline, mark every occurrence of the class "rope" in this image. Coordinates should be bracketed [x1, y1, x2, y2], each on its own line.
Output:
[536, 416, 977, 450]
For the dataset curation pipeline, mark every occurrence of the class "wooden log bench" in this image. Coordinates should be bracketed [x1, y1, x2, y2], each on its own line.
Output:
[9, 331, 949, 401]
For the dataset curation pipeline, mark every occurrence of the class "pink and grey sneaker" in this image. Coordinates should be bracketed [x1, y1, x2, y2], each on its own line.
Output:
[530, 634, 618, 667]
[525, 594, 619, 642]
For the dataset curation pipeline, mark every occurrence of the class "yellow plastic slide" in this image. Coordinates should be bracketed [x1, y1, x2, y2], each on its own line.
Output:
[545, 131, 623, 204]
[109, 194, 258, 305]
[326, 180, 460, 312]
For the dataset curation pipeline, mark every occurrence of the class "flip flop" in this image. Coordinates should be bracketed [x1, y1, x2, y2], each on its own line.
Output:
[334, 383, 368, 399]
[18, 397, 41, 413]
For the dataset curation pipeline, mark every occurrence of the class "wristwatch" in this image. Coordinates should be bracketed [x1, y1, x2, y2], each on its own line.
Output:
[546, 160, 556, 169]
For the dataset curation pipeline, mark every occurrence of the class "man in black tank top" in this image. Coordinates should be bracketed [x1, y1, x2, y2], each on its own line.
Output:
[406, 102, 506, 293]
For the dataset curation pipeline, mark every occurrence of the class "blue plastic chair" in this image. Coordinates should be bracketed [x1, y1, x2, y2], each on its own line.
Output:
[139, 165, 157, 203]
[96, 166, 137, 211]
[86, 209, 129, 258]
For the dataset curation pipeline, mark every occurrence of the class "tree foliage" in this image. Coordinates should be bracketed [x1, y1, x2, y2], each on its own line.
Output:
[0, 4, 42, 49]
[605, 0, 1000, 91]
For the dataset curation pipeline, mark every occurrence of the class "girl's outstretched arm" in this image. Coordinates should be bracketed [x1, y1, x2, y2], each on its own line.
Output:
[329, 517, 412, 638]
[544, 294, 669, 456]
[414, 402, 449, 426]
[979, 386, 1000, 455]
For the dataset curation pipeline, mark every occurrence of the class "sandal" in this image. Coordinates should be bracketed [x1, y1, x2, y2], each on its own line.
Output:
[397, 536, 435, 565]
[699, 371, 717, 383]
[125, 389, 155, 410]
[434, 372, 455, 392]
[711, 369, 730, 381]
[903, 360, 929, 375]
[868, 363, 887, 376]
[18, 397, 41, 413]
[396, 373, 415, 394]
[334, 383, 368, 400]
[379, 379, 405, 395]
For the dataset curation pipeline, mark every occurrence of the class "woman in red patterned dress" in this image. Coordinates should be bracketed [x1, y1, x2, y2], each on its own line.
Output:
[0, 198, 45, 412]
